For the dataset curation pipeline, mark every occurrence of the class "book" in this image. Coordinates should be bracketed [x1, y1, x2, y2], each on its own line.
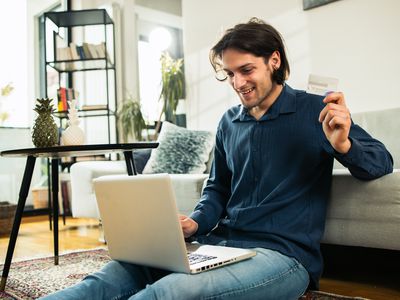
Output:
[57, 87, 68, 111]
[94, 42, 106, 58]
[82, 43, 92, 59]
[81, 104, 107, 110]
[57, 87, 80, 111]
[87, 43, 99, 58]
[76, 46, 86, 59]
[69, 43, 80, 60]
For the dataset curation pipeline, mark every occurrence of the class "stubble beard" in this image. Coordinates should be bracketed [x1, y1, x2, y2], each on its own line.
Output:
[241, 76, 276, 110]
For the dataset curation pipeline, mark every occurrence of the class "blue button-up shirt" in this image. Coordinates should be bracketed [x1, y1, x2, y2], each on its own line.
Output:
[190, 84, 393, 288]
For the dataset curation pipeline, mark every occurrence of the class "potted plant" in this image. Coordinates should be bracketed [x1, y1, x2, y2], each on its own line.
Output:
[0, 83, 14, 125]
[155, 52, 185, 133]
[118, 95, 147, 141]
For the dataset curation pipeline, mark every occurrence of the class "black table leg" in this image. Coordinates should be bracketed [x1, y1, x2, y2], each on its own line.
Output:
[0, 156, 36, 292]
[51, 158, 59, 265]
[47, 158, 52, 231]
[123, 151, 137, 176]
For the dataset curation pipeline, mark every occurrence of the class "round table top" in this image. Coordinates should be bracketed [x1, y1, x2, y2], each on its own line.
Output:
[0, 142, 159, 158]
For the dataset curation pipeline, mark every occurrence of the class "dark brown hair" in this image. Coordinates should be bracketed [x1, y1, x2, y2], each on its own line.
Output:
[210, 17, 290, 84]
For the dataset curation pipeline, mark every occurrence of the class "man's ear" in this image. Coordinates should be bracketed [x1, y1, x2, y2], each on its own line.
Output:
[269, 51, 281, 70]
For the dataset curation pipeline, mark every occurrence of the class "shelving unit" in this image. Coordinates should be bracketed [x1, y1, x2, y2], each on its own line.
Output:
[43, 9, 118, 144]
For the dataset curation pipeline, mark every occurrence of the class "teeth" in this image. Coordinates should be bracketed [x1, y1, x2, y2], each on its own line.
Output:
[240, 88, 254, 95]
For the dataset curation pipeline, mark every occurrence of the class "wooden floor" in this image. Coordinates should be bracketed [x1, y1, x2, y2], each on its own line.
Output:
[0, 216, 399, 299]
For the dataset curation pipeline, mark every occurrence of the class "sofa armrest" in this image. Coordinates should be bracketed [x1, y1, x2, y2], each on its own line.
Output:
[322, 169, 400, 250]
[70, 161, 127, 218]
[170, 174, 209, 215]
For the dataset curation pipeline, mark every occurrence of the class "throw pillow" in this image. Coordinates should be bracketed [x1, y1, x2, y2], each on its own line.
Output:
[133, 149, 152, 173]
[142, 122, 214, 174]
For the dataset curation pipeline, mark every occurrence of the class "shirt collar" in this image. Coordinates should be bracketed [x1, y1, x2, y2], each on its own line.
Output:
[232, 84, 297, 122]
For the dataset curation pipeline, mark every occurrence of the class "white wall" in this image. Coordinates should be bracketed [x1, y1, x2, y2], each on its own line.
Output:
[182, 0, 400, 130]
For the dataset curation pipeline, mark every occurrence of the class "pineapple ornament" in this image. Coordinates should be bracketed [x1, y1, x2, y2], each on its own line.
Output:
[61, 100, 85, 145]
[32, 98, 59, 147]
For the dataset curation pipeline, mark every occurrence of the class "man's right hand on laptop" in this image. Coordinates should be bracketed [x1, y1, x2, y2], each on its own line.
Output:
[179, 215, 198, 238]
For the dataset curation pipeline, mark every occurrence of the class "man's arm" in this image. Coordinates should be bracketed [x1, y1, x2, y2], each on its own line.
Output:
[319, 92, 393, 179]
[188, 128, 232, 236]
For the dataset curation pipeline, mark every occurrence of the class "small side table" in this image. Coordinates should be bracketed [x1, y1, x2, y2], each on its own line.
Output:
[0, 142, 158, 291]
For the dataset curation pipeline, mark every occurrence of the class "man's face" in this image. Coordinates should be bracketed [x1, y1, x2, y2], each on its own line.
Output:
[221, 48, 277, 110]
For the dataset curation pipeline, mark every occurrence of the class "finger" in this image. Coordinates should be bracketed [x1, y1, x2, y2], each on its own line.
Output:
[322, 109, 350, 128]
[180, 218, 192, 229]
[178, 214, 187, 221]
[180, 217, 189, 225]
[322, 109, 349, 123]
[323, 109, 349, 125]
[322, 92, 345, 105]
[319, 102, 349, 122]
[327, 116, 349, 130]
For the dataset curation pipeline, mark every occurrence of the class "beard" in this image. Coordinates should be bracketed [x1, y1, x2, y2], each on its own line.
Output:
[239, 70, 277, 110]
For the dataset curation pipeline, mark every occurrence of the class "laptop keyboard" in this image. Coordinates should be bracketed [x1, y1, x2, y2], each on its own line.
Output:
[187, 253, 217, 265]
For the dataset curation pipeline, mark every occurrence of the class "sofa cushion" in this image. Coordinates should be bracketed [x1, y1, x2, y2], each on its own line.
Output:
[322, 169, 400, 250]
[143, 122, 214, 174]
[133, 149, 152, 173]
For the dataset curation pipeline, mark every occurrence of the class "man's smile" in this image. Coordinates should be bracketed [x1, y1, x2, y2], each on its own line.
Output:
[238, 87, 255, 95]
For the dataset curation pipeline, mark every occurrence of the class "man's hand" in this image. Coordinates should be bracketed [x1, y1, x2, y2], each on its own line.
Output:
[318, 92, 352, 154]
[179, 215, 199, 238]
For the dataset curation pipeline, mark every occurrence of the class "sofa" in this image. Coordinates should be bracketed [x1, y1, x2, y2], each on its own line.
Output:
[69, 108, 400, 251]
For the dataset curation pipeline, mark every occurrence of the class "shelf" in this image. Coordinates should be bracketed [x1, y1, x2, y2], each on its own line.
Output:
[53, 108, 116, 119]
[47, 59, 114, 72]
[45, 9, 113, 27]
[43, 8, 118, 146]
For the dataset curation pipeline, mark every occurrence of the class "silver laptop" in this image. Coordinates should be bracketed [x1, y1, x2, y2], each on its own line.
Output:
[93, 173, 256, 274]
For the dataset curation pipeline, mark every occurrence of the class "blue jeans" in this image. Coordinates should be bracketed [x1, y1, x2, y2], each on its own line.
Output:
[40, 248, 309, 300]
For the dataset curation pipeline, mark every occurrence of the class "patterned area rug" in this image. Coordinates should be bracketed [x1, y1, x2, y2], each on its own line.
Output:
[0, 249, 110, 299]
[0, 249, 368, 299]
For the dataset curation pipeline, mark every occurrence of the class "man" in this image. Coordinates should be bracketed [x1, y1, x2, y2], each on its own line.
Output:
[41, 18, 393, 300]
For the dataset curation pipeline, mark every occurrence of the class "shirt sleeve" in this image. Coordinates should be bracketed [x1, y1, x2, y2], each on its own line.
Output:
[331, 122, 393, 180]
[189, 128, 232, 235]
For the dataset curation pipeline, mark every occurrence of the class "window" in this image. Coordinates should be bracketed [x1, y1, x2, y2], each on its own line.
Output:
[0, 2, 28, 127]
[137, 19, 183, 124]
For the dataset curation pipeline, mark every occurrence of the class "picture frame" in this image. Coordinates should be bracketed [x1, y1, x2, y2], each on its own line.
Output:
[303, 0, 339, 10]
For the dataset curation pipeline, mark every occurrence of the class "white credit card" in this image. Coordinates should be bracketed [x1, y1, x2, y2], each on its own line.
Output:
[307, 74, 339, 96]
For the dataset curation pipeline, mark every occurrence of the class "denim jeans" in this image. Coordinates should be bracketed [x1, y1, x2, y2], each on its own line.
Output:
[40, 248, 309, 300]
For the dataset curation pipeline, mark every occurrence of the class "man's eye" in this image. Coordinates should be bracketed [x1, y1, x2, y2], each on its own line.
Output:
[227, 72, 234, 77]
[242, 68, 252, 74]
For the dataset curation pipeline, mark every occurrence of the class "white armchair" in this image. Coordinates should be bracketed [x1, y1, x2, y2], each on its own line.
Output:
[70, 158, 209, 219]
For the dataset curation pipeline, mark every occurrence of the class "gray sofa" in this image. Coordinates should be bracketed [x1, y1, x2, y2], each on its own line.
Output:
[323, 108, 399, 250]
[70, 108, 399, 251]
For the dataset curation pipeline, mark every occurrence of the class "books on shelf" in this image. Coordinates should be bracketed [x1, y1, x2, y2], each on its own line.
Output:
[56, 41, 111, 62]
[81, 104, 108, 110]
[69, 42, 80, 60]
[57, 87, 79, 112]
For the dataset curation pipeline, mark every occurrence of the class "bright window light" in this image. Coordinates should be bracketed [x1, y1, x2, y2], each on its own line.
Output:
[0, 2, 28, 127]
[138, 40, 163, 121]
[149, 27, 172, 52]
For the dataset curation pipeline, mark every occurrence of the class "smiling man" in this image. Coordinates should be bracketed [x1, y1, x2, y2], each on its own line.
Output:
[41, 18, 393, 300]
[181, 17, 393, 296]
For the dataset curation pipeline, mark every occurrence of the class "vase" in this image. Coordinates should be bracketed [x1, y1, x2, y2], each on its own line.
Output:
[62, 125, 85, 145]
